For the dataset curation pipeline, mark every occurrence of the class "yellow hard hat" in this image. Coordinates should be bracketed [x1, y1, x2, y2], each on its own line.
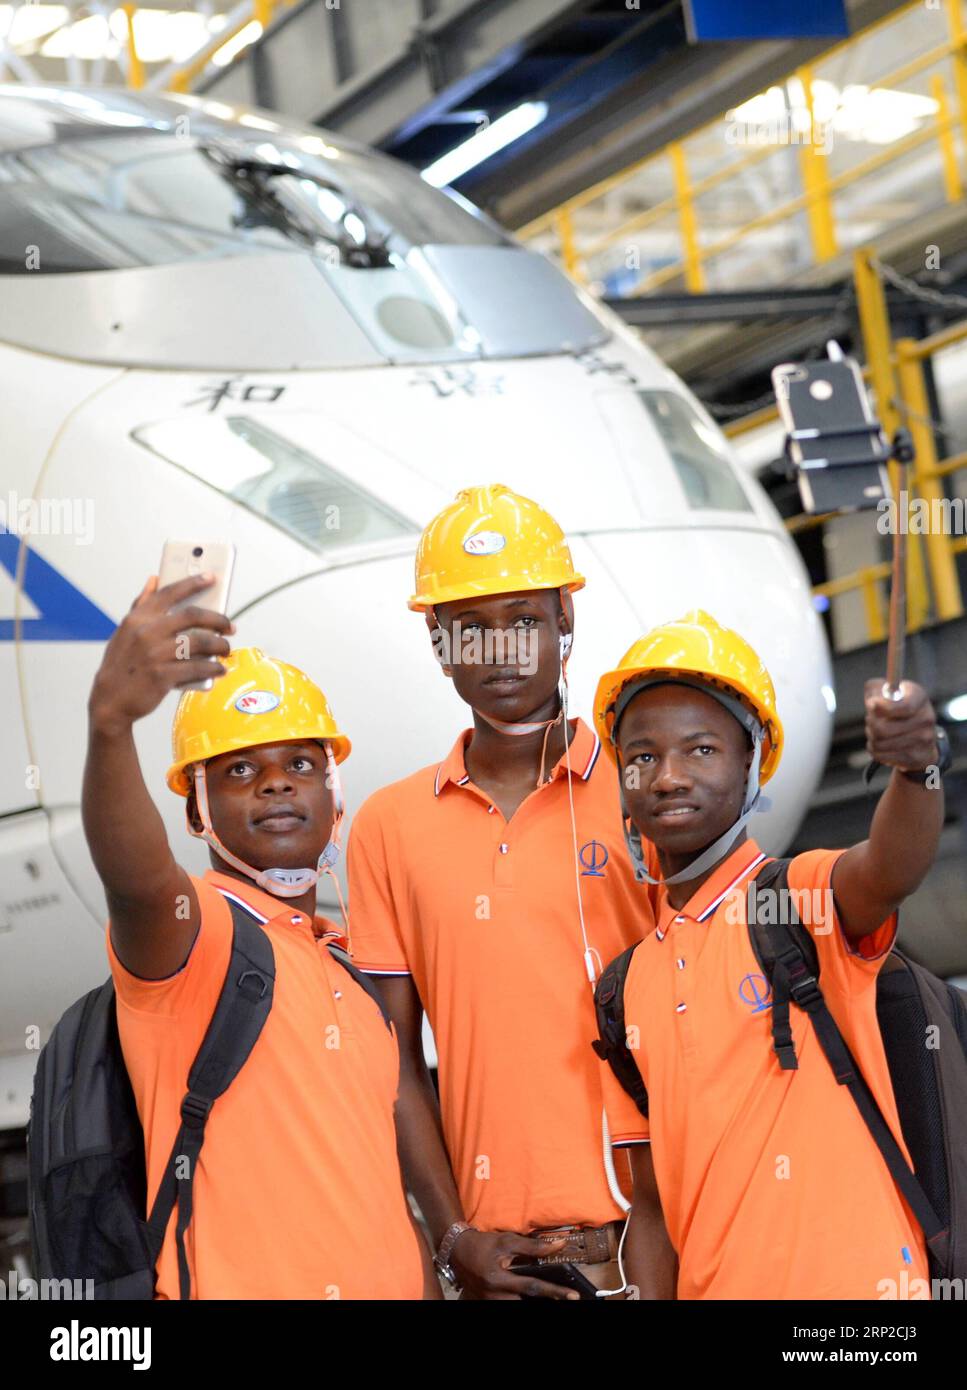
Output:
[166, 646, 350, 796]
[593, 609, 783, 783]
[408, 483, 585, 611]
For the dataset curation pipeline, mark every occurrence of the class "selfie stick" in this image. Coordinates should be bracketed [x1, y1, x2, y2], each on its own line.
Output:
[883, 432, 915, 699]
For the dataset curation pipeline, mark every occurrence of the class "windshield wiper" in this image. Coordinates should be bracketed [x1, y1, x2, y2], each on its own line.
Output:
[199, 142, 391, 268]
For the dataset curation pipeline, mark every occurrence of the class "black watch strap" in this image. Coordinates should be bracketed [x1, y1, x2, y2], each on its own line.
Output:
[899, 725, 951, 785]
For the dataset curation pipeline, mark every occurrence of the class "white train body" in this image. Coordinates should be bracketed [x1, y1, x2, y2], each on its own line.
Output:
[0, 86, 833, 1126]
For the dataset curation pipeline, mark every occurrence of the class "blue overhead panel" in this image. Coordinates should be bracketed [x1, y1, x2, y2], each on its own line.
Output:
[684, 0, 849, 41]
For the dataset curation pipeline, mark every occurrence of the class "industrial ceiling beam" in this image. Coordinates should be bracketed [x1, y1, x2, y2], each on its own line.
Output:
[198, 0, 592, 147]
[602, 285, 935, 327]
[480, 0, 908, 225]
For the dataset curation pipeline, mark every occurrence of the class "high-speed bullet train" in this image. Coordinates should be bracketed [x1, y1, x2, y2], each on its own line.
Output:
[0, 84, 833, 1133]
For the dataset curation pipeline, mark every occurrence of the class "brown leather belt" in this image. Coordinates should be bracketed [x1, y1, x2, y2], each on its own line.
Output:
[528, 1221, 623, 1266]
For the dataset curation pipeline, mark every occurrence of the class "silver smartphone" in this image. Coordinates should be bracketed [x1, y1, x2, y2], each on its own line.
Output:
[157, 540, 236, 691]
[772, 357, 891, 514]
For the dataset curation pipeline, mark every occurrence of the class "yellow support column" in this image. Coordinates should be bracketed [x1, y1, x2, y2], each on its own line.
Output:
[670, 141, 705, 292]
[555, 208, 582, 281]
[861, 573, 888, 644]
[797, 67, 837, 264]
[122, 5, 144, 90]
[895, 340, 964, 621]
[947, 0, 967, 158]
[853, 248, 931, 631]
[932, 73, 963, 203]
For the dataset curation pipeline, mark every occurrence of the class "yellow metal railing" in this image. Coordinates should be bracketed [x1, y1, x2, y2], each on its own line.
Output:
[519, 0, 967, 295]
[723, 250, 965, 651]
[112, 0, 296, 95]
[166, 2, 278, 94]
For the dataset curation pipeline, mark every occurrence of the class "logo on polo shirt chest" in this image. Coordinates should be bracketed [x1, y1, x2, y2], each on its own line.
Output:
[579, 840, 608, 877]
[738, 973, 772, 1014]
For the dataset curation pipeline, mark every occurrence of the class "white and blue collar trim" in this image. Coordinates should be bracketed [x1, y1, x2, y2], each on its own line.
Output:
[695, 850, 768, 922]
[214, 885, 269, 924]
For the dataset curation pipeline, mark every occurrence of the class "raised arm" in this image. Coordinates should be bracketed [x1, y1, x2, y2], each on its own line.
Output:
[82, 574, 234, 979]
[832, 679, 945, 944]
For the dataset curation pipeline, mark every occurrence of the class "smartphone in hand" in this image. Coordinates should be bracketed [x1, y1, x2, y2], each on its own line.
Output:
[509, 1258, 601, 1300]
[157, 540, 236, 691]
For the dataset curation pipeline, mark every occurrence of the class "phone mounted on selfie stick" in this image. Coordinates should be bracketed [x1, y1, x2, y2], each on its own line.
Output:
[772, 343, 917, 785]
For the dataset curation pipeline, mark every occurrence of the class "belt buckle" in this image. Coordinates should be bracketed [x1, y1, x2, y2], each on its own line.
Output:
[534, 1225, 582, 1264]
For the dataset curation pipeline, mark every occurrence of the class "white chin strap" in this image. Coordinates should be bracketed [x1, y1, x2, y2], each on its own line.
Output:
[473, 632, 573, 787]
[476, 707, 562, 736]
[189, 742, 345, 899]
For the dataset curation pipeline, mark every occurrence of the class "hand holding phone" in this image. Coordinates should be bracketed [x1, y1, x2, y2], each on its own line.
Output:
[157, 541, 236, 691]
[89, 572, 235, 736]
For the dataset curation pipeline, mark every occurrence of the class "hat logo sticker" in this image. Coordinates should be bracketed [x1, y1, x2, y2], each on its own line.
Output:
[463, 530, 506, 556]
[234, 690, 281, 714]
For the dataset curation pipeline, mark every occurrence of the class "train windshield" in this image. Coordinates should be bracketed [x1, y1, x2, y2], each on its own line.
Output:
[0, 127, 506, 273]
[0, 122, 603, 360]
[637, 391, 753, 512]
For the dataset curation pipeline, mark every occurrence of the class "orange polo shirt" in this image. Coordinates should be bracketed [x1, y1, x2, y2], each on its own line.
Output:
[601, 838, 929, 1299]
[348, 718, 657, 1233]
[107, 868, 423, 1300]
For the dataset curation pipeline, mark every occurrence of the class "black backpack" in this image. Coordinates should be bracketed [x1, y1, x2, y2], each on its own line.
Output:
[594, 858, 967, 1281]
[28, 895, 391, 1300]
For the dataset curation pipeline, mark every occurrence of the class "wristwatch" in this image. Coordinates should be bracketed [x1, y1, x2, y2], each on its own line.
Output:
[434, 1221, 472, 1291]
[899, 724, 952, 785]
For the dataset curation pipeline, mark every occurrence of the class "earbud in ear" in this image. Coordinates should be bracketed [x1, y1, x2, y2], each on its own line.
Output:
[559, 633, 573, 660]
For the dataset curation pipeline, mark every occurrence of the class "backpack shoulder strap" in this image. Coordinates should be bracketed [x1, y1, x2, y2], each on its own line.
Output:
[145, 896, 275, 1299]
[747, 857, 819, 1072]
[748, 864, 949, 1266]
[327, 943, 393, 1033]
[592, 944, 649, 1118]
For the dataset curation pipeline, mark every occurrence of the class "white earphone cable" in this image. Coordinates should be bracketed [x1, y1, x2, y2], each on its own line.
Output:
[558, 655, 633, 1279]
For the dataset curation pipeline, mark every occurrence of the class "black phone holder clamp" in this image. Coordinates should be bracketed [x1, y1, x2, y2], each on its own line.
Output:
[780, 421, 885, 477]
[889, 426, 915, 467]
[778, 422, 913, 480]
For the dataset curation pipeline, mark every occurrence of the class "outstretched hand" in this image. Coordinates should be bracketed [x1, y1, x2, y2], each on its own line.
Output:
[89, 574, 235, 735]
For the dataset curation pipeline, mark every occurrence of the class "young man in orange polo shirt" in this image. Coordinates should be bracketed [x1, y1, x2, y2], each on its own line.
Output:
[82, 573, 436, 1299]
[348, 484, 658, 1300]
[592, 610, 946, 1299]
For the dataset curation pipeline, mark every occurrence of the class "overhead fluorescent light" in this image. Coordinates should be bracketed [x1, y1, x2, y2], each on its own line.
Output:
[212, 19, 262, 68]
[421, 101, 548, 188]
